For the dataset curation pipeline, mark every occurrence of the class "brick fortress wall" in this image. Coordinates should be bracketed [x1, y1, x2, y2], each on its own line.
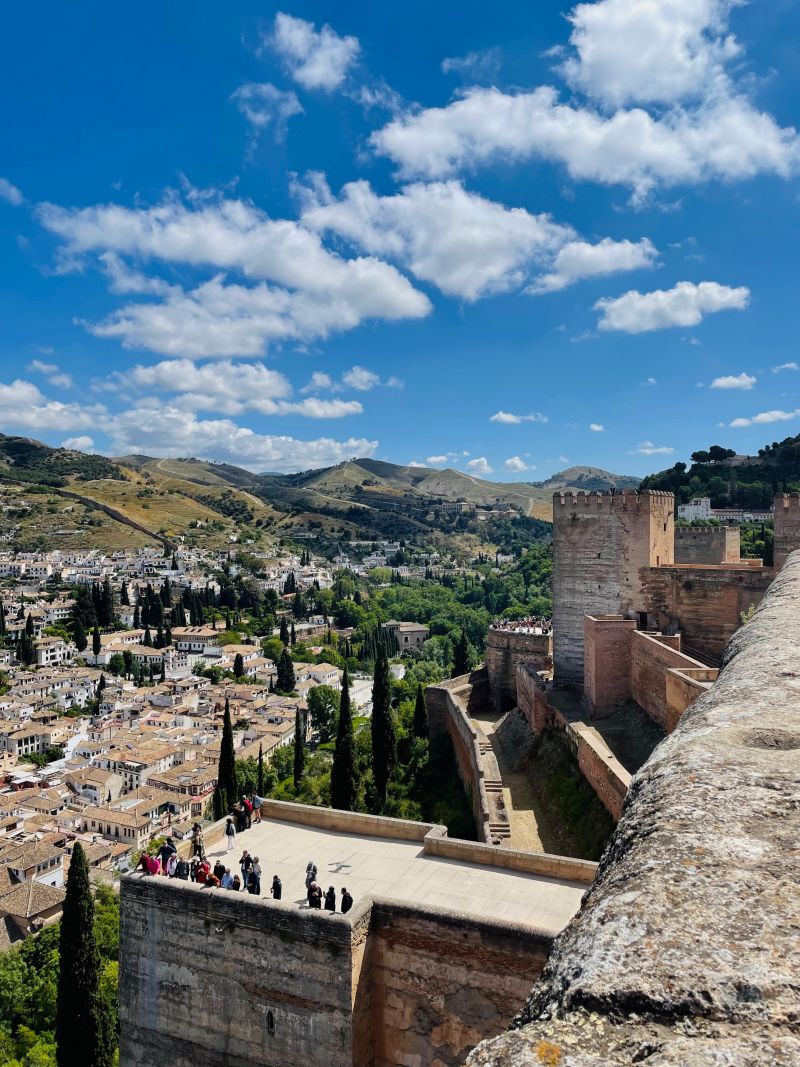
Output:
[484, 629, 552, 712]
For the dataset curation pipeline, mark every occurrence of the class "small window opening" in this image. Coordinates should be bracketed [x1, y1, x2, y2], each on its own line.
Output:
[267, 1011, 275, 1036]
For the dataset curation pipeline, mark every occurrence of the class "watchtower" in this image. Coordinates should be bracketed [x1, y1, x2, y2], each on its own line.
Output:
[773, 493, 800, 571]
[552, 490, 675, 685]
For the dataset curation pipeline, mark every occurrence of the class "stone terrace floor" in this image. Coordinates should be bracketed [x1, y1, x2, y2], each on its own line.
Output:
[205, 817, 586, 934]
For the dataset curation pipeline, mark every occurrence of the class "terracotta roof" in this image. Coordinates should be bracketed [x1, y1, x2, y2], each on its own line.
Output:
[0, 879, 65, 918]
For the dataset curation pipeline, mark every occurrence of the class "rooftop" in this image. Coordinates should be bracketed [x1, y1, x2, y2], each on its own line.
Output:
[204, 813, 586, 934]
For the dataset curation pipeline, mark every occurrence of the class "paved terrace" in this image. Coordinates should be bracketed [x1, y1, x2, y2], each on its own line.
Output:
[203, 802, 591, 935]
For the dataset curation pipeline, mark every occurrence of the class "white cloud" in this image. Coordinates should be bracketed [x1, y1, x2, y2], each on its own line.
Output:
[503, 455, 530, 471]
[489, 410, 548, 424]
[102, 405, 376, 472]
[441, 48, 502, 82]
[370, 2, 799, 200]
[231, 83, 303, 141]
[38, 196, 430, 358]
[271, 13, 360, 92]
[62, 436, 95, 451]
[594, 280, 749, 333]
[407, 460, 427, 468]
[729, 409, 800, 428]
[773, 362, 799, 374]
[300, 177, 573, 300]
[300, 371, 334, 394]
[529, 237, 658, 293]
[710, 372, 756, 390]
[466, 457, 493, 475]
[562, 0, 741, 109]
[426, 451, 469, 466]
[629, 440, 674, 455]
[27, 359, 73, 390]
[640, 376, 658, 386]
[0, 178, 23, 206]
[0, 379, 104, 431]
[342, 366, 380, 392]
[589, 423, 605, 432]
[302, 365, 403, 394]
[96, 359, 362, 418]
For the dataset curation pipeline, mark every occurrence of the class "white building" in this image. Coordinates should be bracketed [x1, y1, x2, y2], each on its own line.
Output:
[677, 497, 712, 521]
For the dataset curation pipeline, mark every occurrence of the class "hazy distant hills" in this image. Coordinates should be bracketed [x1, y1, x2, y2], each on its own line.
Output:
[0, 435, 642, 551]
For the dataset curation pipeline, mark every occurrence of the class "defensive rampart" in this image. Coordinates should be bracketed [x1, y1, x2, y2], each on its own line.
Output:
[468, 553, 800, 1065]
[484, 628, 552, 711]
[674, 525, 741, 565]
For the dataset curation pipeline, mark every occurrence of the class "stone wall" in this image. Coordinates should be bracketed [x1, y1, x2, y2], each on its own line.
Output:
[640, 563, 770, 662]
[773, 492, 800, 570]
[629, 631, 708, 731]
[484, 629, 552, 712]
[468, 554, 800, 1066]
[562, 722, 631, 821]
[664, 666, 717, 733]
[552, 491, 674, 685]
[674, 525, 741, 564]
[118, 877, 556, 1067]
[583, 615, 636, 714]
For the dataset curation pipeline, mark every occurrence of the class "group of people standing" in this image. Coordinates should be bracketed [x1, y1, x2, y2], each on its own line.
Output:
[304, 861, 353, 915]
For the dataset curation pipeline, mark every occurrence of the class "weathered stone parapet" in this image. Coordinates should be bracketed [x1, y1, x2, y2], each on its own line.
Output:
[485, 629, 552, 712]
[467, 552, 800, 1065]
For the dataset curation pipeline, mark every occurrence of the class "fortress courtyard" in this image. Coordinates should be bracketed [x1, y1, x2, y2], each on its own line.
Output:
[203, 813, 587, 934]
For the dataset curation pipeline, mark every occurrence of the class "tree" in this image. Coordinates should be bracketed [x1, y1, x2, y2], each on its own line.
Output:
[371, 644, 396, 808]
[331, 666, 358, 811]
[56, 843, 112, 1067]
[119, 582, 129, 607]
[293, 709, 305, 789]
[92, 626, 101, 658]
[276, 649, 295, 693]
[413, 683, 428, 739]
[257, 743, 265, 795]
[233, 652, 244, 678]
[452, 630, 470, 677]
[307, 684, 340, 744]
[216, 697, 237, 812]
[290, 620, 296, 645]
[25, 613, 34, 637]
[73, 618, 87, 653]
[279, 617, 290, 646]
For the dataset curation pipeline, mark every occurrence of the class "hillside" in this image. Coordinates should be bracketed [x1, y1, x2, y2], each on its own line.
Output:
[532, 466, 641, 492]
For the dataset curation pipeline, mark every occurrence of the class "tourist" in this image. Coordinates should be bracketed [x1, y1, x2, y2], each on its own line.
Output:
[341, 888, 353, 914]
[308, 881, 322, 909]
[233, 802, 246, 834]
[158, 837, 176, 873]
[231, 874, 241, 891]
[146, 853, 160, 876]
[270, 875, 282, 900]
[213, 859, 226, 883]
[165, 853, 178, 878]
[195, 860, 210, 885]
[191, 822, 205, 860]
[242, 795, 253, 829]
[251, 794, 263, 823]
[189, 858, 199, 882]
[220, 868, 233, 889]
[205, 871, 220, 888]
[240, 850, 252, 886]
[175, 857, 190, 880]
[225, 817, 236, 851]
[324, 886, 336, 912]
[304, 860, 317, 889]
[249, 856, 262, 895]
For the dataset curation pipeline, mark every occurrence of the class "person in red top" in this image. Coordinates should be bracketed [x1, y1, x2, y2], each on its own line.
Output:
[195, 860, 210, 884]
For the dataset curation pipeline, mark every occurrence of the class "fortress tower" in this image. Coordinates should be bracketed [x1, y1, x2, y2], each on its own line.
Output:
[552, 490, 675, 685]
[773, 493, 800, 571]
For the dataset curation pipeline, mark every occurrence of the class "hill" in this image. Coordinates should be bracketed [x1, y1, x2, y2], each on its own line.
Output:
[532, 466, 640, 492]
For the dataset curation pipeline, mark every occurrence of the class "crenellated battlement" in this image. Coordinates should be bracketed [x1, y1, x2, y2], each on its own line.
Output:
[553, 490, 674, 510]
[775, 492, 800, 510]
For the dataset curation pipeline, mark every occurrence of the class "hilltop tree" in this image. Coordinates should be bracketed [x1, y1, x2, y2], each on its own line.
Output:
[452, 630, 470, 677]
[92, 625, 101, 658]
[214, 697, 236, 819]
[331, 666, 358, 811]
[276, 648, 295, 693]
[371, 644, 396, 808]
[293, 708, 305, 789]
[413, 683, 428, 739]
[56, 843, 112, 1067]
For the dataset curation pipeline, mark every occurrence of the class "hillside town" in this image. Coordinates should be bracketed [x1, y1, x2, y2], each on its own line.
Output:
[0, 540, 395, 947]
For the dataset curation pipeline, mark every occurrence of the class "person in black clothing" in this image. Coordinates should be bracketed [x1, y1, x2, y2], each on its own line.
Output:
[308, 882, 322, 909]
[213, 859, 226, 883]
[270, 874, 282, 900]
[324, 886, 336, 912]
[340, 888, 353, 914]
[175, 857, 190, 880]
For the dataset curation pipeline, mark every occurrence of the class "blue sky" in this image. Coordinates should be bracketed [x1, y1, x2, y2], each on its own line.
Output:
[1, 0, 799, 479]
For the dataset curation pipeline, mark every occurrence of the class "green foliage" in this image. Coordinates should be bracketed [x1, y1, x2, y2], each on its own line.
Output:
[276, 648, 295, 693]
[56, 844, 113, 1067]
[371, 644, 397, 808]
[216, 698, 236, 812]
[306, 685, 340, 744]
[293, 709, 305, 789]
[330, 667, 358, 811]
[412, 684, 428, 739]
[0, 434, 123, 488]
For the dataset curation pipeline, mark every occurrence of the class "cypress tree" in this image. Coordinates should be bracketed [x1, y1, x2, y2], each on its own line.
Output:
[159, 659, 166, 684]
[331, 666, 358, 811]
[371, 644, 396, 808]
[0, 602, 5, 637]
[290, 621, 296, 646]
[293, 708, 305, 790]
[413, 683, 428, 739]
[257, 743, 265, 795]
[56, 843, 111, 1067]
[453, 630, 470, 677]
[212, 784, 228, 821]
[73, 618, 87, 653]
[143, 624, 152, 647]
[133, 601, 140, 628]
[276, 649, 295, 693]
[25, 613, 34, 637]
[279, 617, 290, 646]
[119, 582, 129, 607]
[233, 652, 244, 678]
[92, 626, 101, 658]
[217, 697, 236, 808]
